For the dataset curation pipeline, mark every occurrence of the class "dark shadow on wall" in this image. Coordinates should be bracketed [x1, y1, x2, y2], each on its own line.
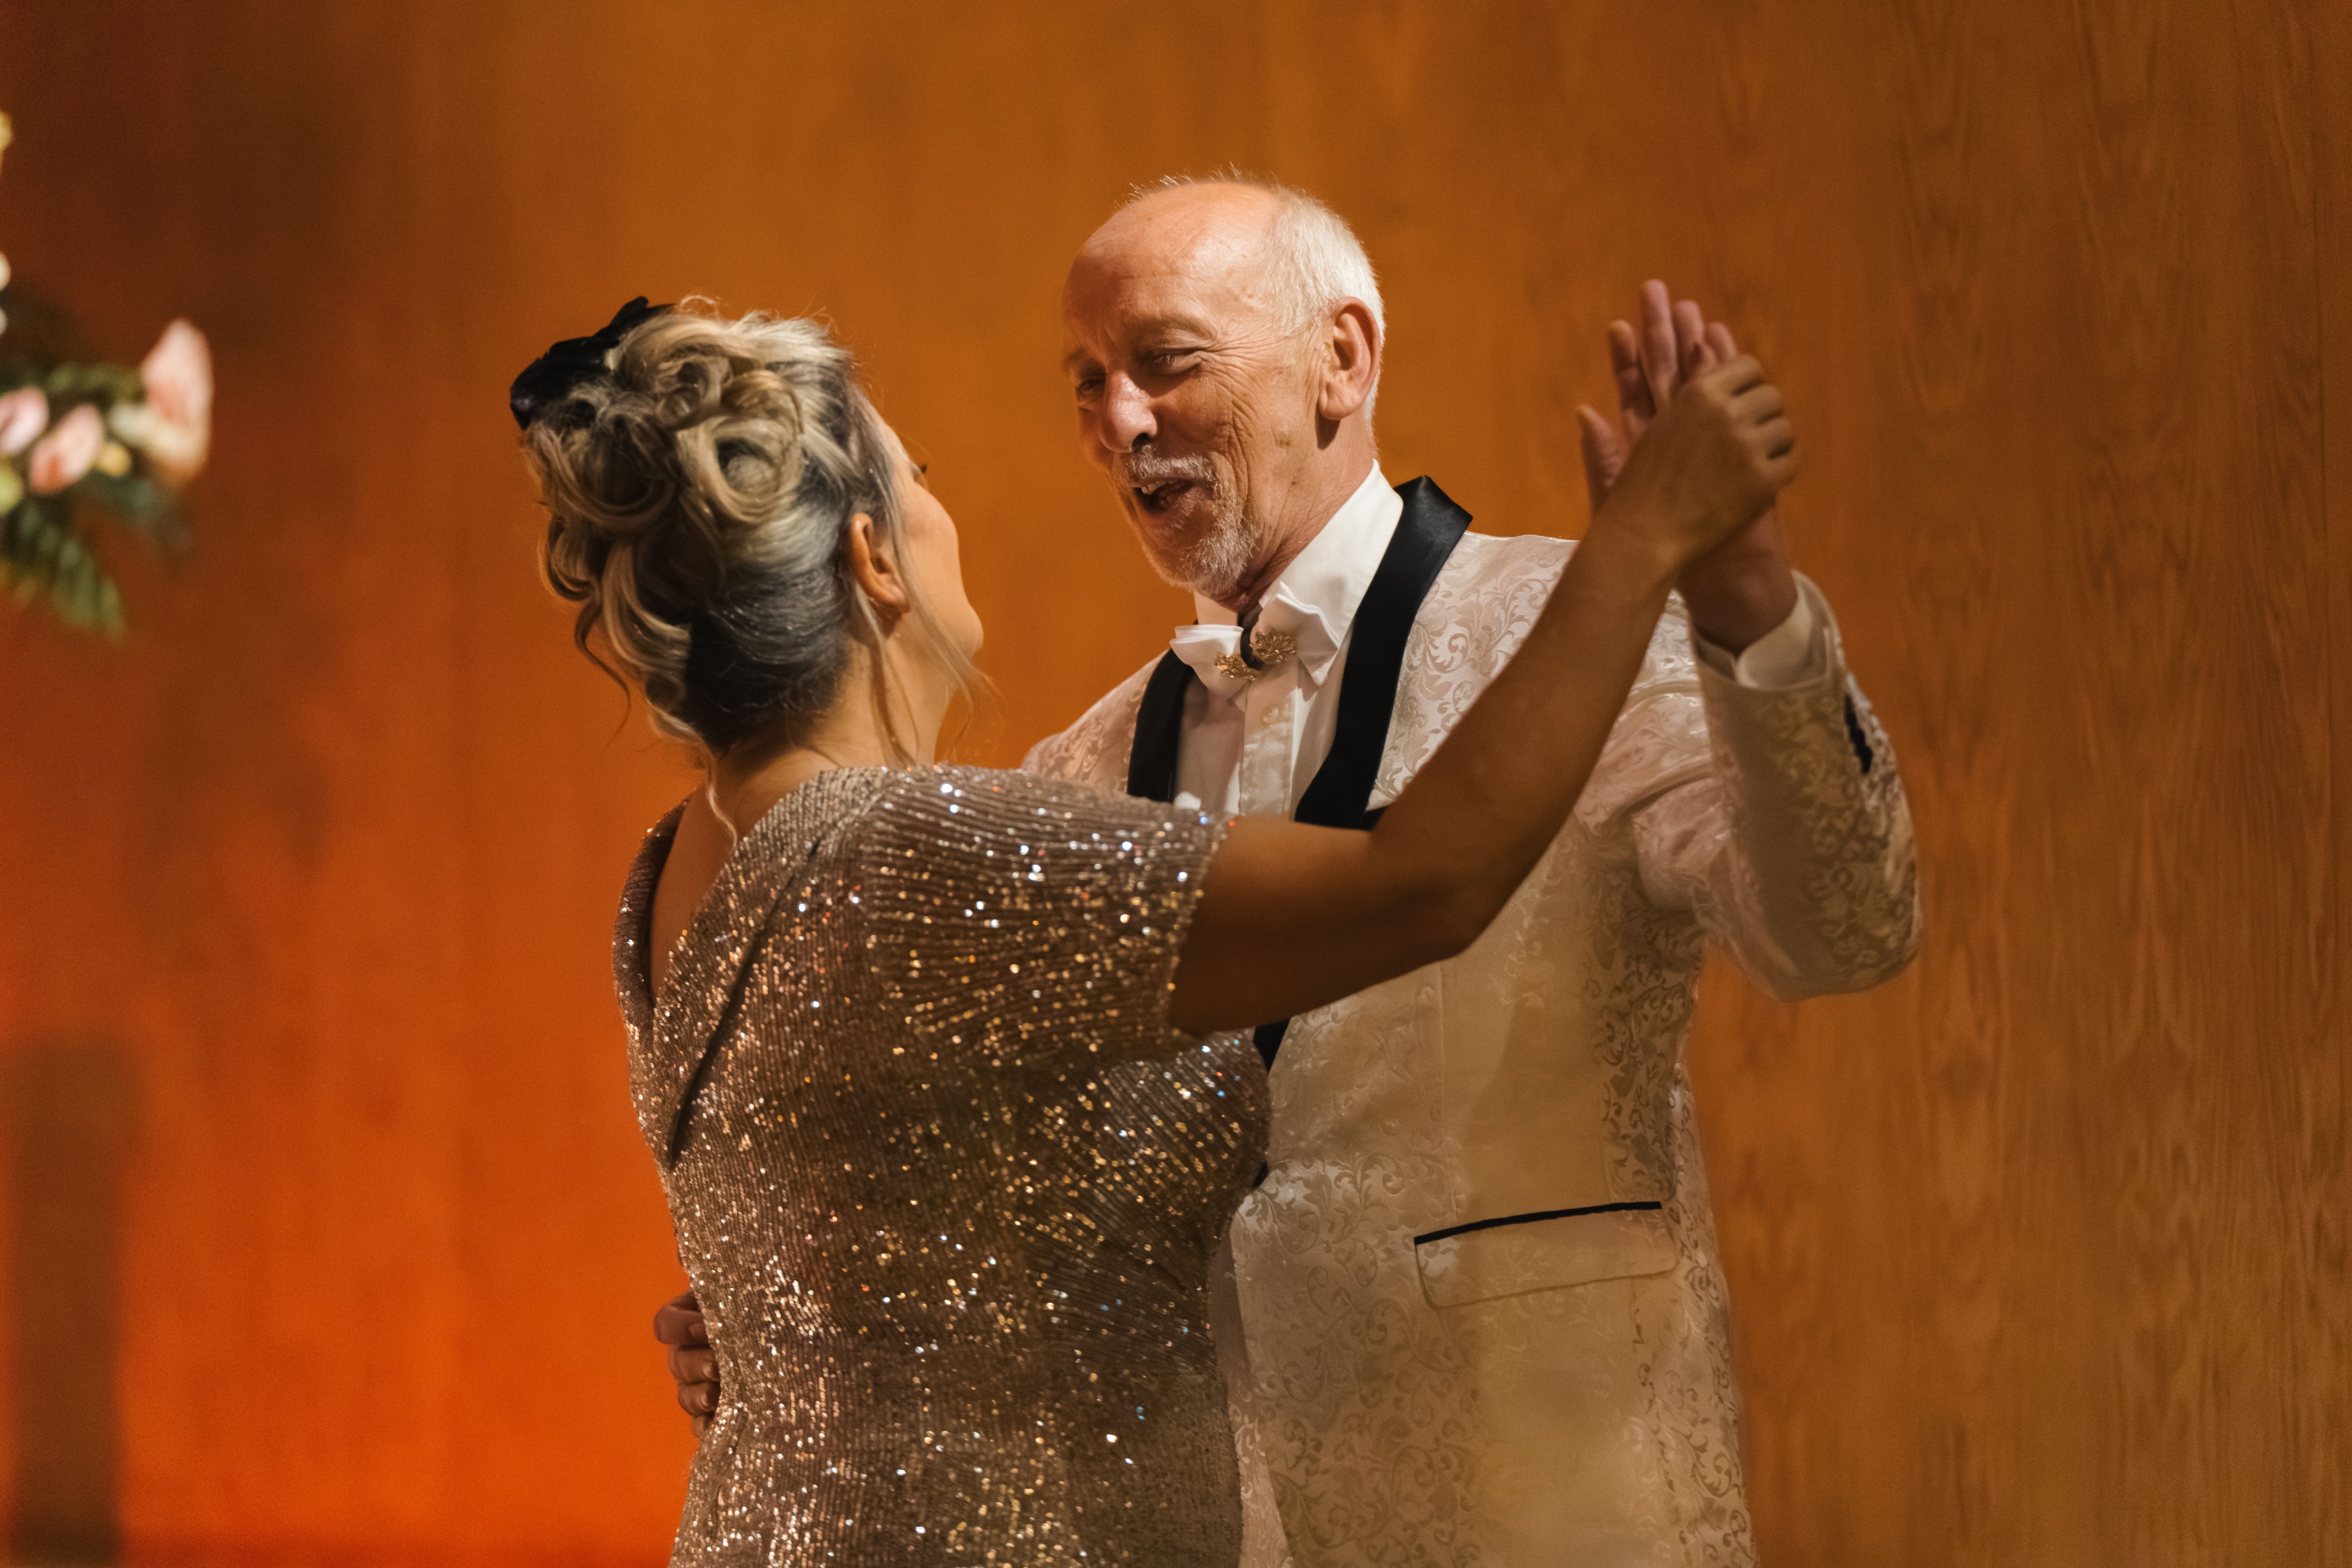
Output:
[5, 1043, 137, 1566]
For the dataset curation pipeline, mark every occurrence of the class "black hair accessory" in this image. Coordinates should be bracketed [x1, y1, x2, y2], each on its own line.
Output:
[509, 296, 672, 430]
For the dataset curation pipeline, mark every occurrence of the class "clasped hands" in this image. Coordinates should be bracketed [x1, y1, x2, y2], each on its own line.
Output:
[1577, 280, 1802, 651]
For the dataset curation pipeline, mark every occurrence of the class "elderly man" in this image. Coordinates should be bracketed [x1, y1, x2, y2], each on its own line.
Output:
[661, 178, 1920, 1566]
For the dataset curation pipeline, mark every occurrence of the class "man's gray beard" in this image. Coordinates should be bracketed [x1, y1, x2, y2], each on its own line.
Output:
[1155, 490, 1256, 602]
[1115, 455, 1257, 601]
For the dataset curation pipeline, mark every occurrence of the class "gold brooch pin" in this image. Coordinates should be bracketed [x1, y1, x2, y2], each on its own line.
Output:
[1214, 627, 1299, 683]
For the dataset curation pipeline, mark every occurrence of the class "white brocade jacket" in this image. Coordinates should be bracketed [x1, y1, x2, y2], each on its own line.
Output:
[1024, 532, 1922, 1567]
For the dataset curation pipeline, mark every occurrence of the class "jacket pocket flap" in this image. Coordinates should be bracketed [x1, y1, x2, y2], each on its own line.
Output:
[1412, 1204, 1675, 1308]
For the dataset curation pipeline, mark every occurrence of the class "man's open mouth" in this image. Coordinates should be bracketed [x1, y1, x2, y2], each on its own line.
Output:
[1132, 479, 1196, 517]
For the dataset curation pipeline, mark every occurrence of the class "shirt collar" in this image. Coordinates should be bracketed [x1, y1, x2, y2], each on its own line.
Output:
[1187, 464, 1401, 686]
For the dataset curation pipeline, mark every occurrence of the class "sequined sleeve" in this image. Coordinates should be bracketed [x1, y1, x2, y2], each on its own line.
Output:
[853, 767, 1224, 1066]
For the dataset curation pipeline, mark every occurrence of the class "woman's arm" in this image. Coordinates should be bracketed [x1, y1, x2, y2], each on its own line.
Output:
[1170, 353, 1795, 1033]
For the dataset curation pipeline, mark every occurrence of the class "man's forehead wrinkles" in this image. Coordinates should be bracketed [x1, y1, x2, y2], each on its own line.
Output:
[1121, 309, 1218, 338]
[1084, 208, 1275, 292]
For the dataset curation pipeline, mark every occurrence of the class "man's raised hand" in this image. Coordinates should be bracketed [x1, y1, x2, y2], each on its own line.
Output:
[1577, 279, 1716, 512]
[1578, 283, 1801, 648]
[655, 1290, 719, 1437]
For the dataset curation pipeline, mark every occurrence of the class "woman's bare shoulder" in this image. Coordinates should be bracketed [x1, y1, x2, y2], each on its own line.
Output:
[648, 793, 734, 993]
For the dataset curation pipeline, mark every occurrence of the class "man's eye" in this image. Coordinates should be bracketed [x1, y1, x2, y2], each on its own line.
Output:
[1075, 377, 1105, 400]
[1150, 351, 1198, 371]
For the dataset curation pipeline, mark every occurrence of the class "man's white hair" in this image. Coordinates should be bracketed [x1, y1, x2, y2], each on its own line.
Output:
[1129, 172, 1384, 414]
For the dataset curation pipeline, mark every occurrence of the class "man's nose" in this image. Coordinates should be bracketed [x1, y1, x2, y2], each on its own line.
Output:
[1098, 372, 1156, 452]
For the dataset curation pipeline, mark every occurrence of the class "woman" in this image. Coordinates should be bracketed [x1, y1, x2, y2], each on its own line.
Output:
[516, 299, 1794, 1566]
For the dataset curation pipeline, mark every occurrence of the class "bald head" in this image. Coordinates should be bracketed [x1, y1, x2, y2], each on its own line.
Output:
[1081, 180, 1386, 346]
[1061, 179, 1386, 609]
[1076, 182, 1291, 324]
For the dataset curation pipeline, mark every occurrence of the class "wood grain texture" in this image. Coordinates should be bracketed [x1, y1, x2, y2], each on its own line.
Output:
[0, 0, 2338, 1561]
[2310, 0, 2352, 1550]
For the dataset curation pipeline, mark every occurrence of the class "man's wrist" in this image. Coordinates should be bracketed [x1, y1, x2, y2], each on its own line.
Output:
[1676, 505, 1799, 650]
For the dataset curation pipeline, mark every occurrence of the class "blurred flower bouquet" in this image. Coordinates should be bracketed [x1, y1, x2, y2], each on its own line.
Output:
[0, 110, 211, 637]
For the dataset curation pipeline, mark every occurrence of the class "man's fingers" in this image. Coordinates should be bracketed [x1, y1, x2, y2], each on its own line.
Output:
[1576, 403, 1624, 468]
[653, 1294, 707, 1348]
[1672, 299, 1706, 379]
[1576, 404, 1624, 512]
[1705, 321, 1738, 361]
[1607, 319, 1641, 378]
[668, 1344, 719, 1386]
[1607, 321, 1651, 420]
[676, 1374, 719, 1418]
[1639, 280, 1679, 409]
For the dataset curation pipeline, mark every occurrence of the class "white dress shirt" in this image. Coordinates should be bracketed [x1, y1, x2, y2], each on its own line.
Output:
[1167, 463, 1822, 819]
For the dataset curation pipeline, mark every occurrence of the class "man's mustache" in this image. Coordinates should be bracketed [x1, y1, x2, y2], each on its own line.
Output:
[1112, 452, 1219, 491]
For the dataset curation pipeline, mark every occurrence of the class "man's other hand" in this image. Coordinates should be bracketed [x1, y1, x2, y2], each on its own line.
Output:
[655, 1290, 719, 1437]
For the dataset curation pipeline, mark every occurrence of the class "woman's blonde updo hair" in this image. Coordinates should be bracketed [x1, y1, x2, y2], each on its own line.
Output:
[525, 304, 944, 756]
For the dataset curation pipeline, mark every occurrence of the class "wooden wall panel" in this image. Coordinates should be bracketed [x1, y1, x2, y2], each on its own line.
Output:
[0, 1, 2338, 1562]
[2311, 0, 2352, 1548]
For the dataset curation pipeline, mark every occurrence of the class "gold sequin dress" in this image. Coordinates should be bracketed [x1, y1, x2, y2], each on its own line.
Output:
[614, 767, 1266, 1567]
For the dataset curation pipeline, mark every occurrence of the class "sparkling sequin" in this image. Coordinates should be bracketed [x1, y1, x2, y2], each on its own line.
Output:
[614, 767, 1267, 1566]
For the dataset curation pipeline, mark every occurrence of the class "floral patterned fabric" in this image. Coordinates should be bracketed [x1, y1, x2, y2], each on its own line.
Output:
[1026, 535, 1921, 1567]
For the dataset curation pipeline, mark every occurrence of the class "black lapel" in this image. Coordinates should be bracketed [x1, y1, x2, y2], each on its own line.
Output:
[1292, 476, 1472, 829]
[1263, 477, 1471, 1068]
[1125, 651, 1196, 803]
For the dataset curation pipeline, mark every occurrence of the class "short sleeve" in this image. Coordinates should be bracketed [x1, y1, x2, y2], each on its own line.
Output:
[853, 766, 1224, 1065]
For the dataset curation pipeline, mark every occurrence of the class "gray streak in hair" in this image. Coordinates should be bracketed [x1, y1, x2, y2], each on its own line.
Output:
[525, 304, 970, 758]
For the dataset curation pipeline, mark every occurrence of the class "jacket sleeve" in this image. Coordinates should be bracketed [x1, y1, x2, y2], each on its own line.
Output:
[1628, 576, 1923, 1000]
[1020, 659, 1158, 787]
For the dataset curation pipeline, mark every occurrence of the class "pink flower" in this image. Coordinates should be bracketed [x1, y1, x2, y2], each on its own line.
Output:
[142, 320, 211, 429]
[108, 318, 212, 486]
[28, 402, 104, 493]
[0, 384, 46, 455]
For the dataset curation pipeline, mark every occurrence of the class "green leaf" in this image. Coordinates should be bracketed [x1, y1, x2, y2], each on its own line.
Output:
[97, 575, 126, 639]
[42, 362, 144, 408]
[79, 468, 172, 527]
[11, 502, 57, 589]
[68, 553, 102, 631]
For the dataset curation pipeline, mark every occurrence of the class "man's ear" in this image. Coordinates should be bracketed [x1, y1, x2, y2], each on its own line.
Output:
[1318, 299, 1382, 422]
[845, 514, 911, 617]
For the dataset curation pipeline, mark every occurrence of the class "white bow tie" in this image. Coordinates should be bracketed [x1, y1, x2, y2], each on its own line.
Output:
[1168, 587, 1342, 703]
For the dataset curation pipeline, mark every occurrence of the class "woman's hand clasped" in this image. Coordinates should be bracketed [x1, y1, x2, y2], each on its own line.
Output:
[1588, 352, 1798, 577]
